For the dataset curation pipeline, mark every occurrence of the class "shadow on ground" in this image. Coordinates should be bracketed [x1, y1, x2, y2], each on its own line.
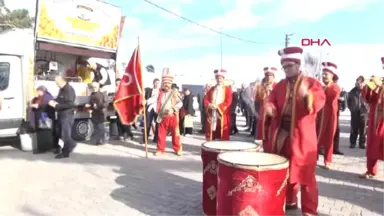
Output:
[0, 147, 203, 215]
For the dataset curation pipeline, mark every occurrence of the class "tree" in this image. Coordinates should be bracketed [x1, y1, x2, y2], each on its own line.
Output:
[145, 64, 155, 73]
[303, 52, 322, 80]
[0, 2, 34, 33]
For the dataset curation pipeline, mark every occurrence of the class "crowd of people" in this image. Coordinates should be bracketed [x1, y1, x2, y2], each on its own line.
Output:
[24, 46, 383, 216]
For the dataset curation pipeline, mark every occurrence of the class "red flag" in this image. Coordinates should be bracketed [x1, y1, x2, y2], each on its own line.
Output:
[113, 46, 144, 125]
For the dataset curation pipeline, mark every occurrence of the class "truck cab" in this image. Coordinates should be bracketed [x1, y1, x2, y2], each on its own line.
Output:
[0, 29, 33, 139]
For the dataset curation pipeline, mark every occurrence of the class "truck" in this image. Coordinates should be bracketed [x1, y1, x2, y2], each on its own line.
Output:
[0, 0, 124, 143]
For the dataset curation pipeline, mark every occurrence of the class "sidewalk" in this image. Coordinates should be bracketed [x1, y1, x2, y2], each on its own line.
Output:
[0, 115, 382, 216]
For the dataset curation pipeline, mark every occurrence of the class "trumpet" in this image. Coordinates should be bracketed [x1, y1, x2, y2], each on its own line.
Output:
[364, 76, 384, 90]
[365, 76, 382, 90]
[365, 81, 377, 90]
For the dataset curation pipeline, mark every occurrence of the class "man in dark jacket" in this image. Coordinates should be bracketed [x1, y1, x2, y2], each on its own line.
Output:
[180, 88, 195, 135]
[347, 76, 368, 149]
[230, 86, 239, 134]
[48, 75, 76, 159]
[198, 84, 211, 134]
[86, 82, 106, 145]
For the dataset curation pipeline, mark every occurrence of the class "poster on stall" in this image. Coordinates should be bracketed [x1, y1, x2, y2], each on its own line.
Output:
[36, 0, 122, 52]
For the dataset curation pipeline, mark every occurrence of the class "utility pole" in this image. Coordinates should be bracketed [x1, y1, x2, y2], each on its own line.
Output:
[285, 33, 294, 47]
[220, 27, 223, 69]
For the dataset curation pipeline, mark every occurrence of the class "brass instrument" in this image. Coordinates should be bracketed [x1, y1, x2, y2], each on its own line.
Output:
[255, 80, 272, 101]
[365, 76, 382, 90]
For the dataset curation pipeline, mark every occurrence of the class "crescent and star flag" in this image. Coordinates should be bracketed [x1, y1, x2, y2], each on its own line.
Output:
[113, 45, 144, 125]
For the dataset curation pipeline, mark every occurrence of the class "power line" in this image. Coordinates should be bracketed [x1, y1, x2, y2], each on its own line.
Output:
[142, 0, 276, 45]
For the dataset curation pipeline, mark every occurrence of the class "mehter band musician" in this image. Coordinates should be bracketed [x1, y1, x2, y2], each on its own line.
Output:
[151, 68, 183, 156]
[255, 66, 277, 152]
[359, 58, 384, 179]
[317, 61, 341, 170]
[204, 69, 233, 141]
[264, 46, 326, 216]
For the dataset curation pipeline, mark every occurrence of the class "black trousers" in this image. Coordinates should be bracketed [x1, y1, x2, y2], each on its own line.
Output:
[349, 111, 367, 147]
[333, 118, 340, 152]
[251, 118, 257, 135]
[143, 109, 158, 142]
[200, 111, 206, 131]
[231, 113, 238, 133]
[114, 115, 133, 138]
[58, 115, 76, 156]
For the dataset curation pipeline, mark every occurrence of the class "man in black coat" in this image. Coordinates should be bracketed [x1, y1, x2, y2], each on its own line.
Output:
[230, 87, 239, 134]
[48, 75, 76, 159]
[347, 76, 368, 149]
[198, 84, 211, 134]
[86, 82, 107, 145]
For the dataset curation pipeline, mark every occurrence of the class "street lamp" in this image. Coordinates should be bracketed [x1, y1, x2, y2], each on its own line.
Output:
[220, 27, 223, 69]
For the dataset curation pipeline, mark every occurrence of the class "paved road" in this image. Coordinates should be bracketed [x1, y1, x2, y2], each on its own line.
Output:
[0, 114, 382, 216]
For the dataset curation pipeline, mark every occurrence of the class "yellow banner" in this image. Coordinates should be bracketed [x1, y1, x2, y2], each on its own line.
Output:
[36, 0, 122, 51]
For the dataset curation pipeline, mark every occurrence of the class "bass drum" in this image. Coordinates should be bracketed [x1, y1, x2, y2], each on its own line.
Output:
[217, 152, 289, 216]
[201, 141, 260, 216]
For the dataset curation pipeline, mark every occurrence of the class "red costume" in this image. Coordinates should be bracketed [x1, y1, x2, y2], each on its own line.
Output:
[154, 68, 183, 155]
[255, 67, 277, 152]
[266, 47, 326, 216]
[317, 62, 341, 168]
[204, 69, 233, 141]
[360, 61, 384, 177]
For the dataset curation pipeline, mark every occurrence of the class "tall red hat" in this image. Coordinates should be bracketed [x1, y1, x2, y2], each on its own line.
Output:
[214, 69, 227, 78]
[162, 67, 173, 83]
[322, 62, 337, 75]
[278, 46, 303, 65]
[263, 66, 278, 76]
[322, 61, 338, 80]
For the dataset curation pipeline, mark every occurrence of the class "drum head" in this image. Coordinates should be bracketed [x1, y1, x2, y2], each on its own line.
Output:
[254, 139, 262, 145]
[218, 152, 288, 169]
[202, 141, 257, 152]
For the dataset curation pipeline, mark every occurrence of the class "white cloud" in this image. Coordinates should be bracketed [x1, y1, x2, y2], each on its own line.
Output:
[180, 0, 268, 35]
[4, 0, 36, 15]
[158, 50, 283, 87]
[302, 44, 384, 90]
[266, 0, 378, 26]
[138, 44, 384, 89]
[122, 16, 142, 30]
[132, 0, 191, 16]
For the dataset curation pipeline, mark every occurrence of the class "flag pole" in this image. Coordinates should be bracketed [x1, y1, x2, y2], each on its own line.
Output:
[138, 36, 149, 158]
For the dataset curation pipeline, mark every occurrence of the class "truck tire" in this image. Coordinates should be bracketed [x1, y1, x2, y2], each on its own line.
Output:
[72, 119, 93, 141]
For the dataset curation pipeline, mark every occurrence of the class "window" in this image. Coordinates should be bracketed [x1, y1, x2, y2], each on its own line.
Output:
[0, 62, 10, 91]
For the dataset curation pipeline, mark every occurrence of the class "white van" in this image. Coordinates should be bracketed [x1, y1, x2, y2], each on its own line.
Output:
[0, 29, 34, 139]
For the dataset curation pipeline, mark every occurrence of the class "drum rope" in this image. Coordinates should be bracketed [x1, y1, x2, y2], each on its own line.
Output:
[276, 168, 289, 196]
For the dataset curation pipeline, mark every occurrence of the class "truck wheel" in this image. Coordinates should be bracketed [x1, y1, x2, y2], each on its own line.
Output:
[72, 119, 93, 141]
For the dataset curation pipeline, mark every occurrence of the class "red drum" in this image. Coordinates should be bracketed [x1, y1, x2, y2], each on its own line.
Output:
[201, 141, 260, 216]
[217, 152, 289, 216]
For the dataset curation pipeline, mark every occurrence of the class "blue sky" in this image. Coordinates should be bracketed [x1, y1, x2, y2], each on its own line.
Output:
[6, 0, 384, 87]
[108, 0, 384, 87]
[112, 0, 383, 56]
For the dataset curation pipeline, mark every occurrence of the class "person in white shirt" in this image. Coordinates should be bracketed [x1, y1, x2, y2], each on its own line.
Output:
[143, 78, 160, 143]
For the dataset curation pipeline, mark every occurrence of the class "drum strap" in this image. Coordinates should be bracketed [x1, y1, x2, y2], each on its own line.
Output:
[276, 129, 289, 154]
